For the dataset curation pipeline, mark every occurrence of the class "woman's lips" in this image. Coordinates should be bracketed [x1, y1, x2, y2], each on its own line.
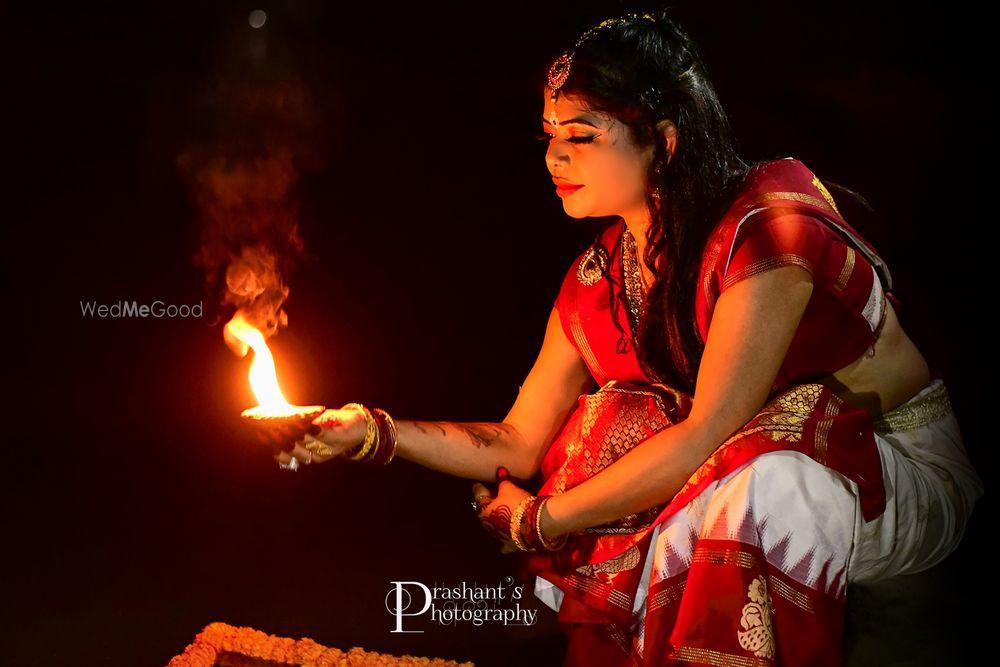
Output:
[555, 183, 584, 197]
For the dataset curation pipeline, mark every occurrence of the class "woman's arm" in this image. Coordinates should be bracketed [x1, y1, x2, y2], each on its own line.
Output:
[395, 307, 594, 482]
[541, 264, 814, 537]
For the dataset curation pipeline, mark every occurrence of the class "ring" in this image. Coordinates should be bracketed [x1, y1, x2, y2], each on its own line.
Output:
[305, 439, 335, 457]
[279, 457, 300, 472]
[473, 496, 492, 513]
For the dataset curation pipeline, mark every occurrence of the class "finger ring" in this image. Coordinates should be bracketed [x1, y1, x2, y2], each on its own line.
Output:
[305, 440, 335, 457]
[474, 498, 492, 513]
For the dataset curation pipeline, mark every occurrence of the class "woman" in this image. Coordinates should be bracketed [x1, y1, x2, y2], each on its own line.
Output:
[271, 11, 983, 666]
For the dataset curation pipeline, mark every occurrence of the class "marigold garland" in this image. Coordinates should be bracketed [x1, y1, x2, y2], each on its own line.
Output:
[168, 622, 475, 667]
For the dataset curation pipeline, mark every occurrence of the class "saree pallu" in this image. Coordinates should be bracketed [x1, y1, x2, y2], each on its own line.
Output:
[523, 377, 982, 666]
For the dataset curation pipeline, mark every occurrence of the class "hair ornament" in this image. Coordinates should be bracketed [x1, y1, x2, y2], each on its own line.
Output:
[639, 86, 662, 110]
[547, 12, 659, 119]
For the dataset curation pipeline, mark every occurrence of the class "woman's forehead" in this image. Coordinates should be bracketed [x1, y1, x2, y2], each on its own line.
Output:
[541, 91, 609, 127]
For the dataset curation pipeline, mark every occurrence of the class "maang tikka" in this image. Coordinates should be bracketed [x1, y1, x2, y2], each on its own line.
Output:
[546, 13, 658, 125]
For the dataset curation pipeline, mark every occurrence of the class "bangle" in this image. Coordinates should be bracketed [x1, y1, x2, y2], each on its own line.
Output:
[510, 496, 535, 552]
[369, 408, 391, 465]
[534, 496, 567, 551]
[342, 403, 377, 461]
[340, 404, 399, 465]
[372, 408, 398, 465]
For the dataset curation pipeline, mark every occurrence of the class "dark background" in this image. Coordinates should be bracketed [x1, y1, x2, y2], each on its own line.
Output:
[2, 1, 991, 665]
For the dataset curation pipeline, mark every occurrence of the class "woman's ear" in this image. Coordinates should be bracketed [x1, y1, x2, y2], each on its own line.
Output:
[656, 119, 678, 163]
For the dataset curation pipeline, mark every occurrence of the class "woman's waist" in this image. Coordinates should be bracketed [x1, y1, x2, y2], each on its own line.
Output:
[870, 377, 952, 436]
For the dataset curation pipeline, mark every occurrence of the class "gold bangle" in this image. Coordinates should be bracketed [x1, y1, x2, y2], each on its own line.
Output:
[535, 497, 567, 551]
[358, 405, 379, 462]
[340, 403, 366, 460]
[339, 403, 365, 458]
[342, 403, 377, 461]
[510, 496, 535, 552]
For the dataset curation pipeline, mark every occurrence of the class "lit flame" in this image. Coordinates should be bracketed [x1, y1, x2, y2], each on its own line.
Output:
[225, 310, 299, 417]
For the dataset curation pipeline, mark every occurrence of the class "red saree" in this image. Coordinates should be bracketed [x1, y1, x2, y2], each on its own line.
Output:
[525, 158, 891, 666]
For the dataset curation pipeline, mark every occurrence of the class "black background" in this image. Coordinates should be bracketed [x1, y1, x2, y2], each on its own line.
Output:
[2, 1, 991, 665]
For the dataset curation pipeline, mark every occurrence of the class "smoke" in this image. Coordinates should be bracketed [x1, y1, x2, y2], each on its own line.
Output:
[178, 60, 327, 347]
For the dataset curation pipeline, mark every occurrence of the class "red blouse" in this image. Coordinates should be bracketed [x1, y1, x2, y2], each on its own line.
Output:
[695, 157, 898, 394]
[552, 220, 651, 388]
[554, 157, 897, 396]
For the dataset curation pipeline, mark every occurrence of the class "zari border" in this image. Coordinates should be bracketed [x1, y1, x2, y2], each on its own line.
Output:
[721, 253, 814, 291]
[669, 646, 771, 667]
[742, 190, 835, 214]
[647, 580, 688, 613]
[811, 175, 843, 217]
[563, 572, 633, 612]
[872, 381, 952, 435]
[767, 576, 815, 613]
[833, 246, 856, 293]
[567, 287, 608, 384]
[688, 544, 819, 612]
[814, 397, 840, 465]
[701, 236, 724, 329]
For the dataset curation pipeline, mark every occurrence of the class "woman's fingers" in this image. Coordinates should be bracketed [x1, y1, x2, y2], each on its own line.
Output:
[272, 444, 315, 469]
[471, 481, 523, 555]
[272, 449, 300, 471]
[471, 482, 494, 513]
[287, 442, 315, 465]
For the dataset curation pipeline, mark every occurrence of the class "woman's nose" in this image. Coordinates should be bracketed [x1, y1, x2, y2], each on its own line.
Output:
[546, 141, 570, 170]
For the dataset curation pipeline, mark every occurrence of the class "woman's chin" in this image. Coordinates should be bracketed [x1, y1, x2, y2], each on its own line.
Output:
[561, 203, 592, 219]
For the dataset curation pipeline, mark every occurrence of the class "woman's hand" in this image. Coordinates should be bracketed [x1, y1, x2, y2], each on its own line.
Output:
[273, 408, 367, 468]
[472, 476, 532, 554]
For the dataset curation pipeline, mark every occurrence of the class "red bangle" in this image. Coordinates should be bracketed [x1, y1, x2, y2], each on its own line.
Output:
[361, 408, 397, 465]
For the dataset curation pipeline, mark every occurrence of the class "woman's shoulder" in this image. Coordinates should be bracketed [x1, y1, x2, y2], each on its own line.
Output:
[709, 156, 843, 241]
[729, 156, 835, 211]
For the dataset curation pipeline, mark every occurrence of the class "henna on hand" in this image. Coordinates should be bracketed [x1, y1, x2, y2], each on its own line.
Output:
[457, 423, 517, 449]
[411, 421, 517, 449]
[480, 504, 513, 542]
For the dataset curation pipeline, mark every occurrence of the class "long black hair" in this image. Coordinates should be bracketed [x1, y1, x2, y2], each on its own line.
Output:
[540, 10, 753, 394]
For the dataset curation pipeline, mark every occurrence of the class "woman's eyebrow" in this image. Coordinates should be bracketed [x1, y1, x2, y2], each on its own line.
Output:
[541, 116, 601, 128]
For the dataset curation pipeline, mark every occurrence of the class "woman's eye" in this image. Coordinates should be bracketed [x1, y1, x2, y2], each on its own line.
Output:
[533, 132, 596, 144]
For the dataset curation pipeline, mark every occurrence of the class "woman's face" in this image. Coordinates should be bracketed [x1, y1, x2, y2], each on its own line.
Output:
[541, 88, 654, 221]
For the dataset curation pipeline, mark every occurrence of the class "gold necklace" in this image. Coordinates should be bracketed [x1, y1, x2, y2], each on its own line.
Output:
[621, 226, 649, 337]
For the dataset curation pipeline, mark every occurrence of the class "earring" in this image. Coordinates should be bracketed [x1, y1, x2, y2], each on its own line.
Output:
[651, 158, 664, 200]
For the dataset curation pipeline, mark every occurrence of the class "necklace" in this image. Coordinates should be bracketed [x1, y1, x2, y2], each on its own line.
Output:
[622, 226, 650, 337]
